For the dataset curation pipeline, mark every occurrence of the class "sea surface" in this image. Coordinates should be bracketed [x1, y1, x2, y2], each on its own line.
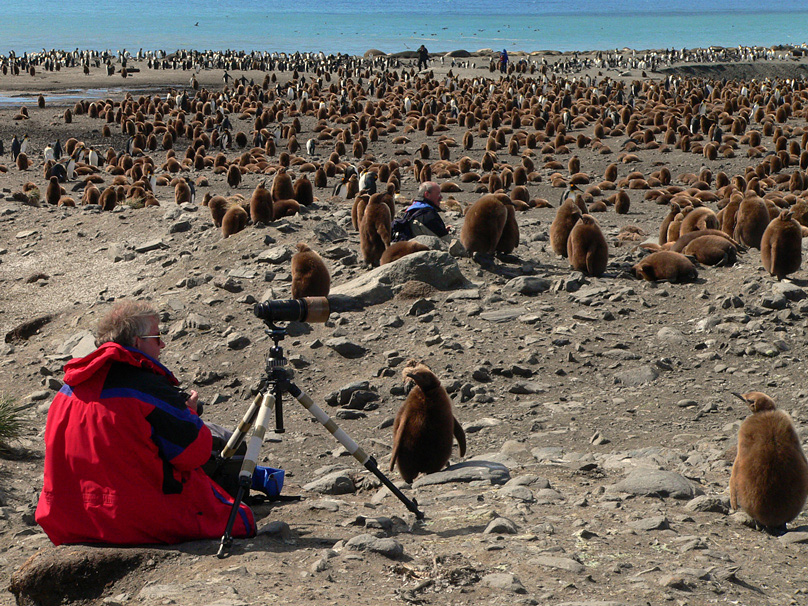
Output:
[2, 0, 808, 57]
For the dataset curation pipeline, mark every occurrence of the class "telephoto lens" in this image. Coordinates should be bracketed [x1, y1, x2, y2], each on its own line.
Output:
[253, 297, 330, 323]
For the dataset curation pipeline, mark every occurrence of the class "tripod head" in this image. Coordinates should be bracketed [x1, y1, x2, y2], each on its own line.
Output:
[253, 297, 330, 433]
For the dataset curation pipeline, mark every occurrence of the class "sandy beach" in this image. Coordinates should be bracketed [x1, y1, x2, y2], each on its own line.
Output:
[1, 47, 808, 606]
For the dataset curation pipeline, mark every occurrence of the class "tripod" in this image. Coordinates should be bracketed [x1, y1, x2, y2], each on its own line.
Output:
[217, 321, 424, 558]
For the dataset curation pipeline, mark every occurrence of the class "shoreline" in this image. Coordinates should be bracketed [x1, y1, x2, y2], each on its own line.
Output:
[0, 44, 807, 103]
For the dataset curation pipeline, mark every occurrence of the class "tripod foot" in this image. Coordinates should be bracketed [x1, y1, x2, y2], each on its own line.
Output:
[217, 535, 233, 559]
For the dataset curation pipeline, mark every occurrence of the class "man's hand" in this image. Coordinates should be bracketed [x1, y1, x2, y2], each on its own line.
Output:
[186, 390, 199, 413]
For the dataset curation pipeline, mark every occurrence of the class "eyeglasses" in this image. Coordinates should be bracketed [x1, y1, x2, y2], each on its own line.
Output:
[139, 335, 164, 342]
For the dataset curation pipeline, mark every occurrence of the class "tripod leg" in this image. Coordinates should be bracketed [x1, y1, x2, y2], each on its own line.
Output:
[286, 382, 424, 520]
[221, 393, 265, 458]
[239, 392, 276, 481]
[217, 393, 276, 558]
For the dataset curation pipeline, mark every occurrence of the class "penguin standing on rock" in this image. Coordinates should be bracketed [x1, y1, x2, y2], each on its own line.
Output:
[390, 360, 466, 484]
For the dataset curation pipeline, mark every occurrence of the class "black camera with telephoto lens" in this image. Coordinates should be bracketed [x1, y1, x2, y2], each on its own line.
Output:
[253, 297, 330, 324]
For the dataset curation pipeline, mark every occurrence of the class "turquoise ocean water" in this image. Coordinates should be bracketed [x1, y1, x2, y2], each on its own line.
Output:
[1, 0, 807, 57]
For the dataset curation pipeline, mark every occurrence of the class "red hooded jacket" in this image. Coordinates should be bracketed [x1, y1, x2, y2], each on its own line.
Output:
[35, 342, 255, 545]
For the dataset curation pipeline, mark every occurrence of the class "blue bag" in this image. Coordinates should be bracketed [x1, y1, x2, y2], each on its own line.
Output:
[251, 466, 285, 497]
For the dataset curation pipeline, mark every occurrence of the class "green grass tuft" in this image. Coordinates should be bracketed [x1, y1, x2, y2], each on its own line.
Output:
[0, 396, 23, 448]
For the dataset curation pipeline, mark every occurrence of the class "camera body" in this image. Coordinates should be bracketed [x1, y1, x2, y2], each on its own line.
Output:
[254, 297, 330, 324]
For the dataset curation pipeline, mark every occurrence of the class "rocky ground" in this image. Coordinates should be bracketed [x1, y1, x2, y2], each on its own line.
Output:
[1, 52, 807, 606]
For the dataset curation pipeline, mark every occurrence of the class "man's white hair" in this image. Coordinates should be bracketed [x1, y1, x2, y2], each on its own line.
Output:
[418, 181, 438, 198]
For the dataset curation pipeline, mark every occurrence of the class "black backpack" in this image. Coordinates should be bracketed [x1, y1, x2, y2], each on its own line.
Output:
[391, 211, 415, 242]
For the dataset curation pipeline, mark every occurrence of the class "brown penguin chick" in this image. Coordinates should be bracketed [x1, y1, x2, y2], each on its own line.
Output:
[659, 202, 681, 246]
[16, 152, 30, 171]
[461, 194, 507, 255]
[682, 234, 738, 266]
[567, 214, 608, 276]
[351, 194, 369, 231]
[359, 192, 392, 266]
[226, 164, 242, 188]
[314, 166, 327, 188]
[761, 209, 802, 280]
[550, 198, 583, 257]
[293, 175, 314, 206]
[45, 176, 62, 205]
[272, 168, 295, 201]
[496, 199, 519, 255]
[209, 195, 229, 227]
[82, 183, 100, 206]
[249, 180, 274, 224]
[669, 229, 742, 253]
[666, 210, 685, 243]
[291, 242, 330, 298]
[99, 186, 117, 211]
[730, 391, 808, 531]
[345, 173, 360, 200]
[174, 178, 191, 205]
[614, 189, 630, 214]
[679, 205, 719, 235]
[390, 360, 467, 484]
[721, 194, 743, 236]
[380, 240, 430, 265]
[221, 204, 248, 238]
[632, 250, 698, 283]
[734, 194, 771, 249]
[273, 198, 301, 218]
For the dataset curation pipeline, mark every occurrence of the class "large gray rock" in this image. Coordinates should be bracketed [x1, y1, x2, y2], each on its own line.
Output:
[59, 330, 96, 358]
[609, 468, 703, 499]
[330, 251, 472, 306]
[412, 460, 510, 487]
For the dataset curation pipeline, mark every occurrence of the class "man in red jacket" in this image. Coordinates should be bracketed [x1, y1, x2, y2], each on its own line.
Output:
[35, 300, 255, 545]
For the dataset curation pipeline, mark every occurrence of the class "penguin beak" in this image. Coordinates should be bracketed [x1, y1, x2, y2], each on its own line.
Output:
[730, 392, 746, 403]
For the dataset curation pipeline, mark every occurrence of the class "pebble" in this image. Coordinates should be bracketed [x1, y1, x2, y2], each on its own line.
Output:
[134, 238, 164, 253]
[325, 381, 371, 406]
[226, 333, 250, 350]
[412, 460, 510, 487]
[528, 555, 585, 574]
[325, 338, 367, 358]
[657, 327, 687, 344]
[480, 572, 527, 594]
[613, 366, 659, 386]
[302, 471, 356, 495]
[255, 246, 291, 264]
[484, 517, 519, 534]
[779, 532, 808, 545]
[610, 468, 703, 499]
[499, 485, 535, 503]
[628, 515, 669, 531]
[507, 276, 551, 295]
[344, 534, 403, 559]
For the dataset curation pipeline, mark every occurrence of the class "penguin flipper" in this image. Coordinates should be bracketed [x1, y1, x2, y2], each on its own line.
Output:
[453, 416, 466, 457]
[389, 418, 405, 471]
